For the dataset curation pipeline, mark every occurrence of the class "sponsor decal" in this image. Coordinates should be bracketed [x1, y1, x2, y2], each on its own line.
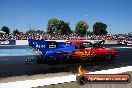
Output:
[83, 51, 96, 60]
[76, 66, 131, 85]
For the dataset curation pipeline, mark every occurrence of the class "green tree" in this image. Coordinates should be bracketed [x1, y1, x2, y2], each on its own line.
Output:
[46, 18, 60, 34]
[87, 31, 93, 35]
[58, 20, 71, 35]
[1, 26, 10, 34]
[36, 30, 44, 34]
[13, 29, 20, 35]
[46, 18, 72, 35]
[71, 30, 75, 34]
[75, 20, 89, 35]
[93, 22, 107, 35]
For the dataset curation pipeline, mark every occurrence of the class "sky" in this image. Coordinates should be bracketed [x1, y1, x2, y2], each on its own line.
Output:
[0, 0, 132, 34]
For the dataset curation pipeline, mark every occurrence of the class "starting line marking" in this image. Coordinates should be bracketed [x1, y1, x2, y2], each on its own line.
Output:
[0, 66, 132, 88]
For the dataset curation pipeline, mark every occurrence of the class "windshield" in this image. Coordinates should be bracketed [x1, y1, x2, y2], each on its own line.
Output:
[82, 43, 93, 48]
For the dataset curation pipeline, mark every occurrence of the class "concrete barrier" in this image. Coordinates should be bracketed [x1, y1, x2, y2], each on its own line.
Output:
[16, 40, 28, 45]
[15, 40, 117, 45]
[105, 40, 117, 44]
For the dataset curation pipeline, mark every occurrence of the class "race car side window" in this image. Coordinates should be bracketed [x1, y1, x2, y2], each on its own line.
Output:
[79, 43, 85, 49]
[83, 43, 93, 48]
[75, 44, 79, 49]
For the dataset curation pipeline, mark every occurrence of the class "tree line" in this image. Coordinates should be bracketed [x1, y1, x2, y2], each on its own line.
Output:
[1, 18, 108, 35]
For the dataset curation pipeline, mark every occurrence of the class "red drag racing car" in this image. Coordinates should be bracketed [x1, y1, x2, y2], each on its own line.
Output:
[68, 40, 118, 61]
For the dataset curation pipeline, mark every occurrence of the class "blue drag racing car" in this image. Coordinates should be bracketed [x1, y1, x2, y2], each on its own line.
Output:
[26, 39, 75, 64]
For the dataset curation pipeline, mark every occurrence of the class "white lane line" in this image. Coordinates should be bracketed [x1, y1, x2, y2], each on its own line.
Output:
[0, 66, 132, 88]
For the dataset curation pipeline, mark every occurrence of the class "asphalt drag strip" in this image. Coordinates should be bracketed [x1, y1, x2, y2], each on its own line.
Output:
[0, 45, 132, 80]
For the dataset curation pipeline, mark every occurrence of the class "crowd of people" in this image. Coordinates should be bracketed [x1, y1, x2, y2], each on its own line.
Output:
[0, 32, 132, 41]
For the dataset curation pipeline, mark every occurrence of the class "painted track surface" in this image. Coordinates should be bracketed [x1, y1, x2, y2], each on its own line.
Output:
[0, 45, 132, 78]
